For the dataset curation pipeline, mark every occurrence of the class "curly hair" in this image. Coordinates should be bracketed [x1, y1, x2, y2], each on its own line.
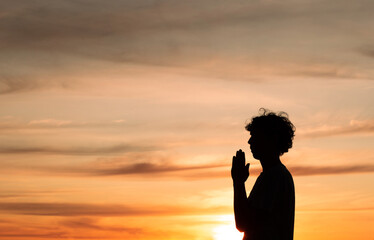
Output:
[245, 108, 296, 156]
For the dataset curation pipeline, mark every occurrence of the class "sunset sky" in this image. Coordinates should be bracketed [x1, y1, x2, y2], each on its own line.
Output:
[0, 0, 373, 239]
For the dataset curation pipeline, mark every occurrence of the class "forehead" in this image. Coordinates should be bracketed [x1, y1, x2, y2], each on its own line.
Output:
[250, 128, 274, 140]
[250, 128, 266, 136]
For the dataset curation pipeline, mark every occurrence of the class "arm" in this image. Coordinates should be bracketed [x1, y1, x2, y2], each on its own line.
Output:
[233, 181, 252, 232]
[231, 150, 252, 232]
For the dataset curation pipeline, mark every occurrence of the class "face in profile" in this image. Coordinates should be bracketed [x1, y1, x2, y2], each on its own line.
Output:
[248, 129, 278, 160]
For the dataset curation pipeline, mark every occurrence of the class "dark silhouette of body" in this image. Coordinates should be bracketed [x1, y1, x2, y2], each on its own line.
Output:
[231, 109, 295, 240]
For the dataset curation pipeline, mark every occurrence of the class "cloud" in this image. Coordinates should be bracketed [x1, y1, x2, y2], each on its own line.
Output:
[0, 150, 229, 177]
[177, 163, 374, 179]
[298, 119, 374, 138]
[0, 76, 40, 94]
[0, 0, 373, 96]
[0, 222, 142, 239]
[0, 144, 157, 155]
[0, 73, 74, 94]
[0, 231, 67, 239]
[358, 47, 374, 59]
[1, 143, 373, 178]
[298, 207, 374, 212]
[2, 152, 373, 178]
[1, 0, 372, 48]
[0, 117, 238, 132]
[91, 162, 227, 176]
[291, 66, 371, 80]
[289, 164, 374, 176]
[19, 160, 228, 178]
[0, 118, 129, 130]
[0, 217, 194, 240]
[0, 1, 297, 48]
[0, 190, 73, 199]
[59, 218, 142, 233]
[0, 202, 229, 216]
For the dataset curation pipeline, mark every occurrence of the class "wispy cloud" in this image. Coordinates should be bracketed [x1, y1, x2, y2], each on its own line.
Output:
[10, 160, 228, 178]
[2, 152, 373, 178]
[1, 0, 373, 96]
[0, 74, 73, 94]
[0, 219, 143, 239]
[298, 119, 374, 138]
[179, 163, 374, 179]
[0, 217, 194, 239]
[358, 46, 374, 59]
[0, 117, 128, 130]
[297, 207, 374, 212]
[289, 164, 374, 176]
[59, 218, 142, 233]
[0, 76, 41, 95]
[291, 65, 371, 80]
[0, 231, 67, 239]
[0, 202, 229, 216]
[0, 144, 157, 155]
[92, 162, 227, 176]
[1, 0, 372, 48]
[90, 158, 374, 177]
[0, 117, 239, 132]
[0, 190, 74, 199]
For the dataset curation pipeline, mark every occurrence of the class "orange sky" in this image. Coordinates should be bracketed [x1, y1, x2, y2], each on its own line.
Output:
[0, 0, 374, 239]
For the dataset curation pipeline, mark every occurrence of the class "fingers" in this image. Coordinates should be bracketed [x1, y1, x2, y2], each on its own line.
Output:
[235, 149, 245, 166]
[232, 151, 250, 182]
[232, 149, 247, 169]
[236, 149, 245, 157]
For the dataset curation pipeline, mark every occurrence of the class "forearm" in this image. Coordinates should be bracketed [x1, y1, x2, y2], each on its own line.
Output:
[231, 149, 251, 232]
[233, 181, 250, 232]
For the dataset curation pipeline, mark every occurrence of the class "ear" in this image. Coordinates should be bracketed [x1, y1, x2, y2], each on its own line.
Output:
[268, 134, 280, 154]
[274, 134, 282, 156]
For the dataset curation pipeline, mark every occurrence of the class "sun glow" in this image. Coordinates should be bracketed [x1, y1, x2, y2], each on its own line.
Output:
[212, 215, 244, 240]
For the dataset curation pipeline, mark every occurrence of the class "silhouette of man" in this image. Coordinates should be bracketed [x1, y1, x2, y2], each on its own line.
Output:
[231, 109, 295, 240]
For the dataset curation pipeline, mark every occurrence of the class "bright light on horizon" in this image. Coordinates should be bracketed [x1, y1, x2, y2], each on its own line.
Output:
[212, 215, 244, 240]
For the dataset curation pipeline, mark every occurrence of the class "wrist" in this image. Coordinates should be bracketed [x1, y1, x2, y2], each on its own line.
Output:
[233, 180, 245, 187]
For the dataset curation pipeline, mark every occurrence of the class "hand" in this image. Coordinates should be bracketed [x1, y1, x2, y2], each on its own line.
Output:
[231, 149, 250, 184]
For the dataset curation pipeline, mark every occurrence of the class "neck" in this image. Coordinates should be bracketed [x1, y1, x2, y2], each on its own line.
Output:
[259, 155, 281, 172]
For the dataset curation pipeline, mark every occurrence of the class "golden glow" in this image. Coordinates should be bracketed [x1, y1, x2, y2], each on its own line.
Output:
[212, 215, 244, 240]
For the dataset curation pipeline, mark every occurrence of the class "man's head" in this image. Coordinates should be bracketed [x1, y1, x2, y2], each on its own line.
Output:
[245, 108, 295, 160]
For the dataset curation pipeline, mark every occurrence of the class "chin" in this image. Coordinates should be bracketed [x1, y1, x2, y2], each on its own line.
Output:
[251, 152, 261, 160]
